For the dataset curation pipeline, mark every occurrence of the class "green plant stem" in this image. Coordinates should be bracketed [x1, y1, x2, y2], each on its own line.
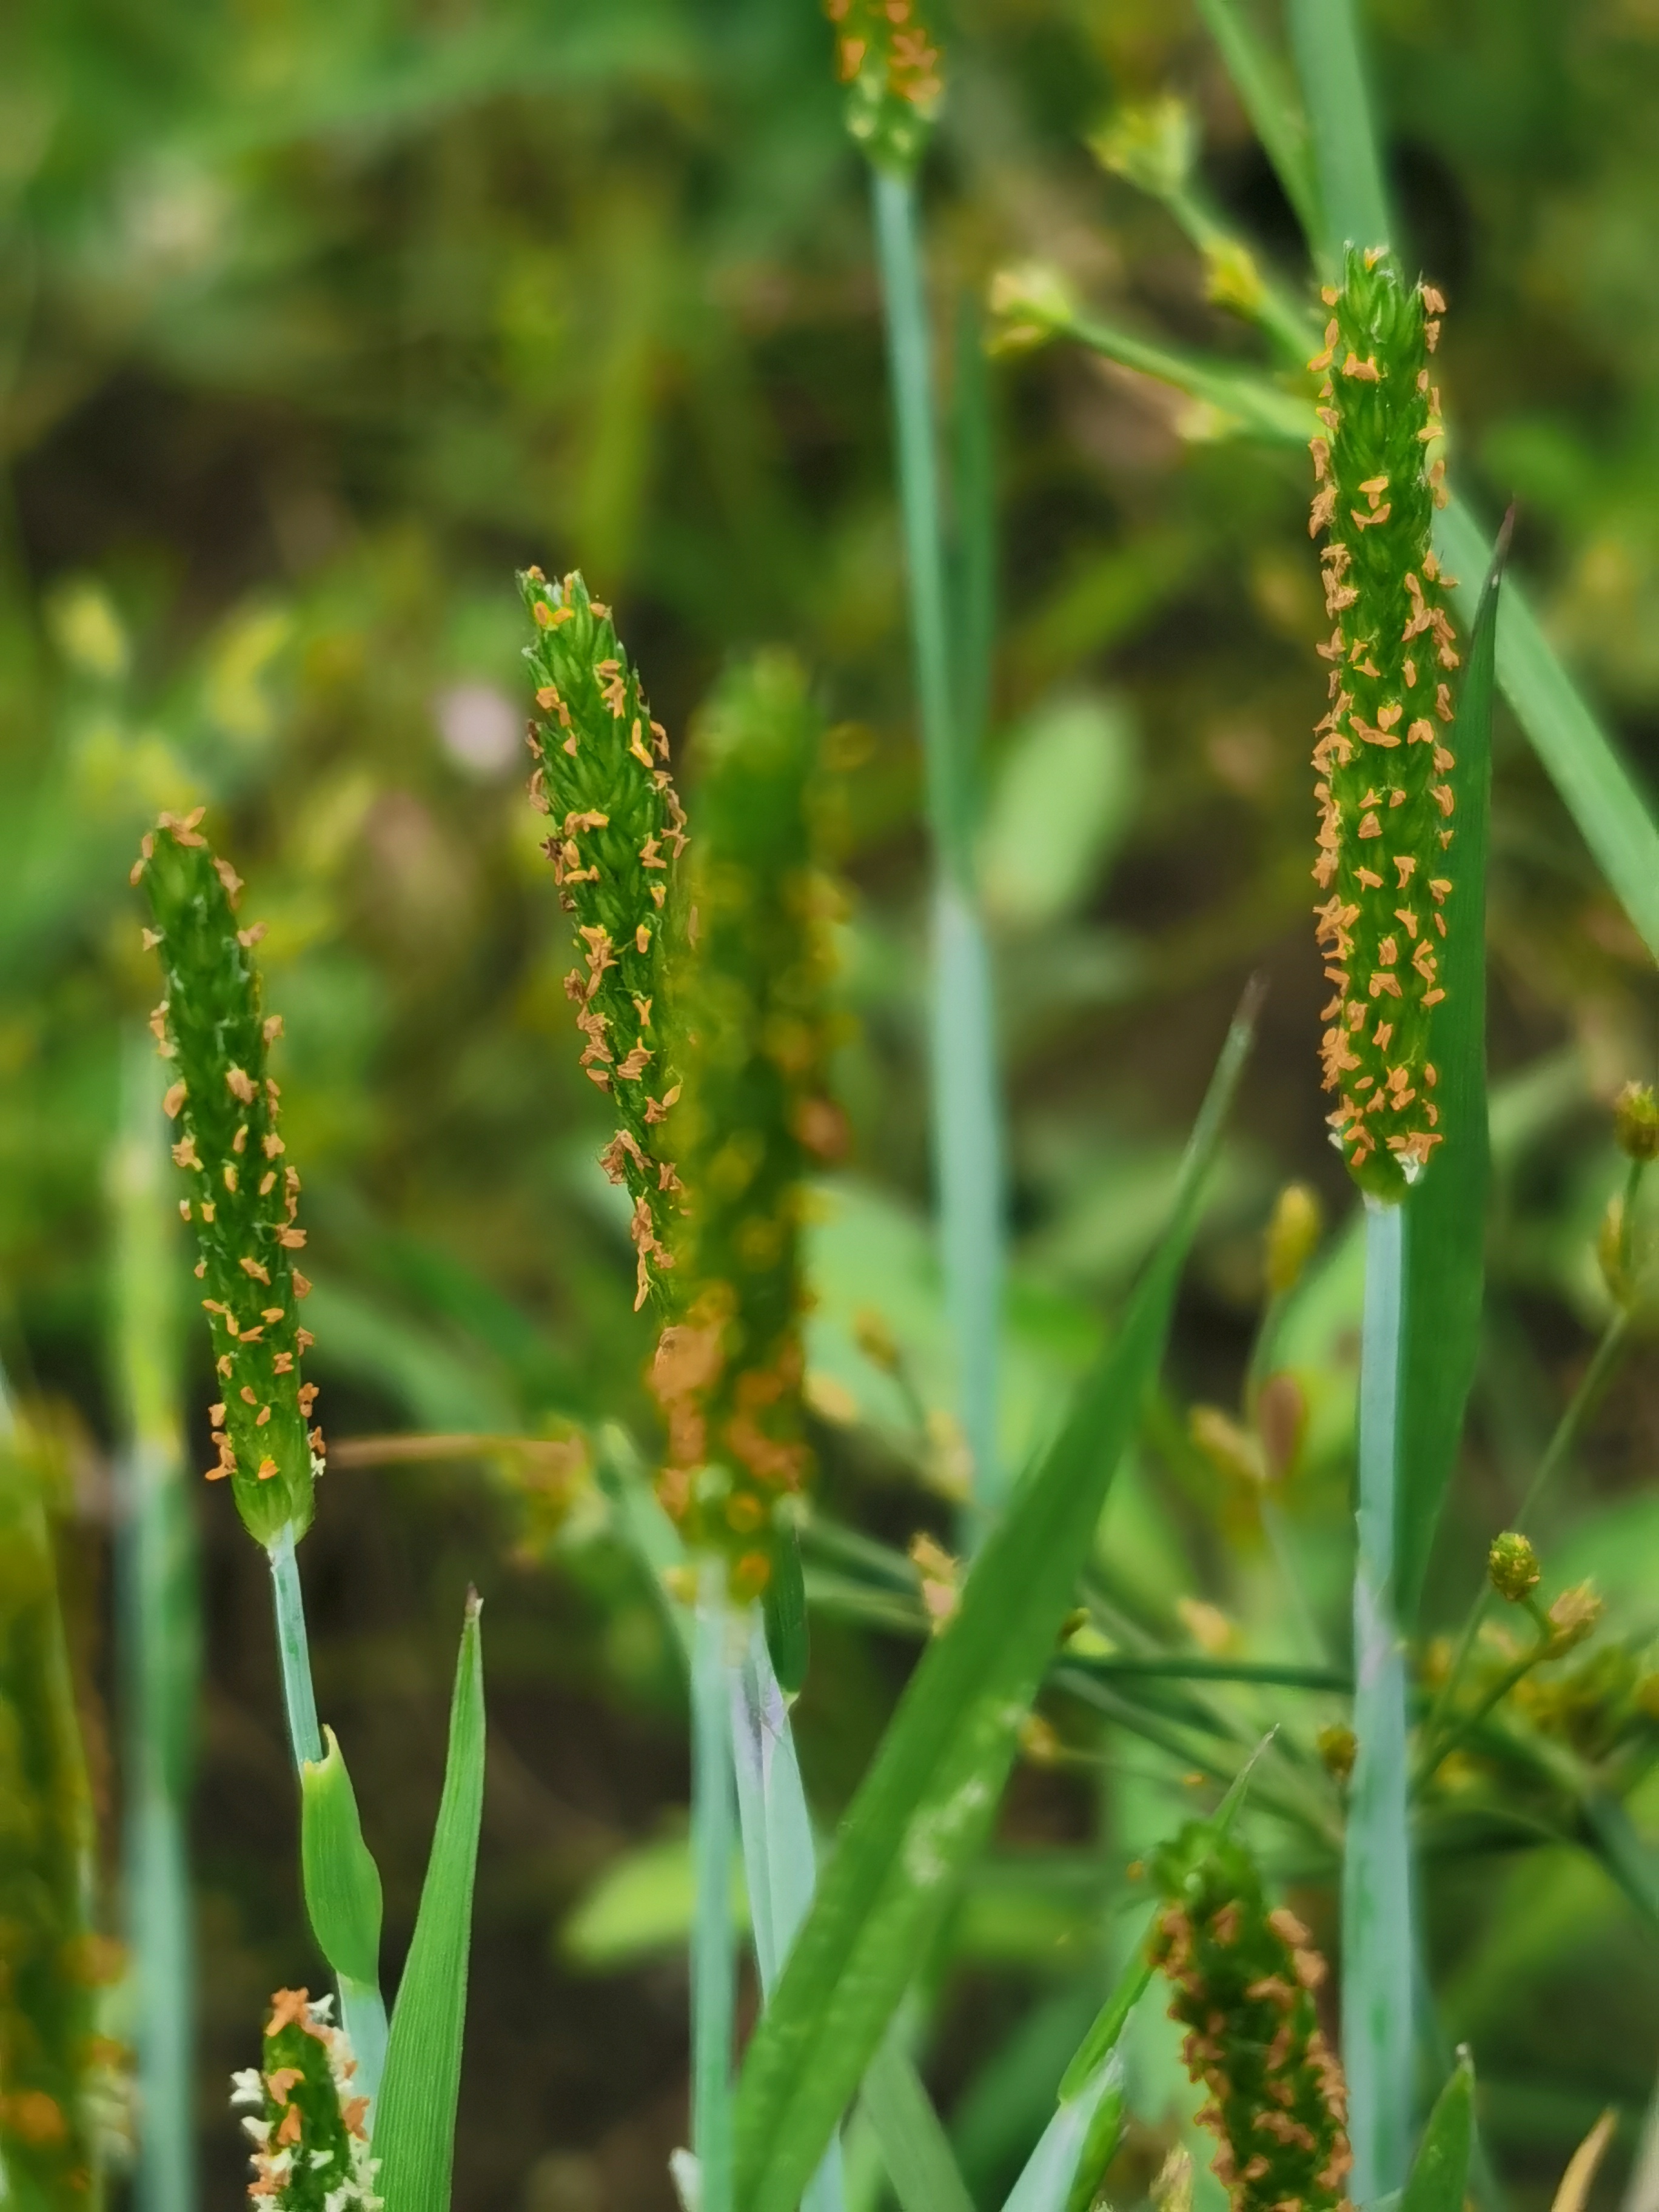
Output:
[871, 163, 1006, 1523]
[1423, 1304, 1632, 1760]
[693, 1560, 737, 2212]
[1284, 0, 1391, 268]
[111, 1044, 198, 2212]
[1344, 1196, 1414, 2205]
[268, 1523, 323, 1768]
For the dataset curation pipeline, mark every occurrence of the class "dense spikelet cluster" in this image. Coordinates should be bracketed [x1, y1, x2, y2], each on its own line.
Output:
[134, 812, 321, 1546]
[0, 1435, 121, 2204]
[822, 0, 942, 173]
[230, 1989, 378, 2210]
[1150, 1825, 1352, 2212]
[1307, 246, 1458, 1201]
[648, 655, 843, 1598]
[518, 570, 688, 1310]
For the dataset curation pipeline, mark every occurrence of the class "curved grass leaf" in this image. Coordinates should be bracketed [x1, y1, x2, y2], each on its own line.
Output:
[1400, 2053, 1475, 2212]
[730, 987, 1260, 2212]
[1284, 0, 1391, 264]
[860, 2038, 977, 2212]
[301, 1722, 389, 2106]
[1191, 0, 1319, 244]
[374, 1592, 485, 2212]
[1395, 517, 1510, 1622]
[1438, 498, 1659, 967]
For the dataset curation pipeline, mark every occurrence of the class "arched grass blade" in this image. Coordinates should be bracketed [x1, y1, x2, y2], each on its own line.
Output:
[730, 985, 1260, 2212]
[374, 1591, 486, 2211]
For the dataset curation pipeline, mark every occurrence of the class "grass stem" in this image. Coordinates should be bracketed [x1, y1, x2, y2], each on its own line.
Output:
[267, 1523, 323, 1770]
[111, 1045, 199, 2212]
[871, 164, 1006, 1520]
[692, 1560, 737, 2212]
[1343, 1196, 1414, 2204]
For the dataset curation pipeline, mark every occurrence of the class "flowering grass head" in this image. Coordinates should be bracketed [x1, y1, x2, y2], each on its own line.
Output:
[518, 569, 687, 1311]
[231, 1988, 378, 2210]
[1151, 1823, 1352, 2212]
[134, 810, 320, 1546]
[1307, 247, 1457, 1201]
[648, 653, 842, 1598]
[822, 0, 942, 173]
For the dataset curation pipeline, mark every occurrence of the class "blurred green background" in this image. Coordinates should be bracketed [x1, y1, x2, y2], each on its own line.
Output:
[7, 1, 1659, 2207]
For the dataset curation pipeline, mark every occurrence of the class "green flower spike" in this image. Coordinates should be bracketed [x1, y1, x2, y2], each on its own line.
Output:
[646, 654, 843, 1600]
[518, 569, 689, 1310]
[133, 810, 321, 1546]
[822, 0, 942, 175]
[1308, 246, 1458, 1202]
[231, 1987, 379, 2210]
[1151, 1824, 1353, 2212]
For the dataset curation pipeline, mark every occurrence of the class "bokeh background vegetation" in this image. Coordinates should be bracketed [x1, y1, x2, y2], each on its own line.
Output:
[6, 0, 1659, 2207]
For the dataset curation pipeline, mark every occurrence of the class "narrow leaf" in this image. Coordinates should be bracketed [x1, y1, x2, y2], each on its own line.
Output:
[860, 2038, 977, 2212]
[374, 1592, 486, 2212]
[1438, 497, 1659, 968]
[1399, 2054, 1475, 2212]
[1395, 517, 1510, 1621]
[731, 988, 1260, 2212]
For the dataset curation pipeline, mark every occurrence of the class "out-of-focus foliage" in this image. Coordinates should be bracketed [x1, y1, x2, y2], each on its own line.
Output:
[6, 0, 1659, 2207]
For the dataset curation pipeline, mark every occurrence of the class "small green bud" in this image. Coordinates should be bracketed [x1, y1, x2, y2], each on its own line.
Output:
[1189, 1404, 1265, 1486]
[1088, 96, 1195, 201]
[1265, 1182, 1323, 1296]
[134, 811, 320, 1547]
[1309, 249, 1457, 1200]
[822, 0, 942, 176]
[1150, 1826, 1352, 2212]
[1546, 1580, 1603, 1655]
[986, 262, 1077, 355]
[518, 569, 688, 1313]
[1203, 236, 1267, 322]
[231, 1988, 377, 2209]
[1316, 1722, 1356, 1782]
[1487, 1530, 1540, 1603]
[1614, 1080, 1659, 1161]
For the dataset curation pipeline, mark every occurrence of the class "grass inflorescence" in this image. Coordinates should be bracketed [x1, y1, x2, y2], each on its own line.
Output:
[1308, 246, 1458, 1199]
[518, 569, 689, 1310]
[648, 653, 842, 1598]
[134, 811, 320, 1546]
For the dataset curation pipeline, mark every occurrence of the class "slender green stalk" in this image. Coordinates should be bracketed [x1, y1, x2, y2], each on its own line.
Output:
[871, 164, 1006, 1520]
[1421, 1304, 1631, 1760]
[268, 1523, 323, 1768]
[1284, 0, 1392, 267]
[110, 1043, 199, 2212]
[1344, 1197, 1413, 2204]
[692, 1562, 737, 2212]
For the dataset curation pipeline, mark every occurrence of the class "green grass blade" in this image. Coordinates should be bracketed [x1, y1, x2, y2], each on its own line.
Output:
[1002, 2061, 1122, 2212]
[374, 1591, 486, 2212]
[1438, 498, 1659, 966]
[860, 2037, 977, 2212]
[1191, 0, 1321, 244]
[1344, 1198, 1413, 2205]
[1395, 521, 1510, 1623]
[692, 1568, 738, 2212]
[1284, 0, 1391, 265]
[730, 1630, 845, 2212]
[731, 987, 1260, 2212]
[267, 1524, 323, 1769]
[1400, 2053, 1475, 2212]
